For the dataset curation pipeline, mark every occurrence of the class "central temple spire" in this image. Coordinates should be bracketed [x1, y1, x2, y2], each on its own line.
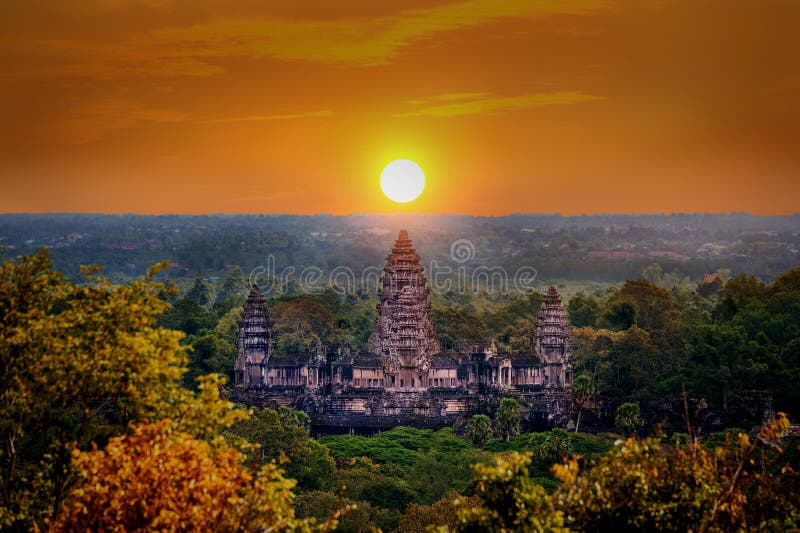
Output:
[371, 229, 439, 367]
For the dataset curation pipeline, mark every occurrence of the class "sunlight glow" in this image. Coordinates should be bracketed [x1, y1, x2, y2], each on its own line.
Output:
[380, 159, 426, 203]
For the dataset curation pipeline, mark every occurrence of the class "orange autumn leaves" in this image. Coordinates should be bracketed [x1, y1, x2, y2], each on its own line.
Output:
[550, 413, 794, 532]
[0, 251, 341, 531]
[51, 421, 337, 532]
[53, 421, 250, 531]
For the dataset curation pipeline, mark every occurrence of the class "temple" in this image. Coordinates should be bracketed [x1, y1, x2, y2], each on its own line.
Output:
[233, 230, 574, 430]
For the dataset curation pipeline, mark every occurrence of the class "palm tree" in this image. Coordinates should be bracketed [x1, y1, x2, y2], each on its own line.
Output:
[570, 374, 594, 433]
[615, 402, 644, 435]
[465, 414, 493, 447]
[494, 398, 521, 442]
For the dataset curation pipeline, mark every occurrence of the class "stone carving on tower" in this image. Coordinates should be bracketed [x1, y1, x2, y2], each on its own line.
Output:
[234, 284, 275, 387]
[369, 229, 440, 388]
[535, 286, 574, 388]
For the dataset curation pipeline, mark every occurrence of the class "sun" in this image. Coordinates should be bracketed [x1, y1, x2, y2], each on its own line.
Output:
[380, 159, 426, 203]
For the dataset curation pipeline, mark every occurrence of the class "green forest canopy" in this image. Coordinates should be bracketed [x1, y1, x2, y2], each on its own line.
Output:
[1, 250, 799, 531]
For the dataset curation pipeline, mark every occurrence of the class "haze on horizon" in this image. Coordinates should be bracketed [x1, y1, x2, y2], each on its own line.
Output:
[1, 0, 799, 216]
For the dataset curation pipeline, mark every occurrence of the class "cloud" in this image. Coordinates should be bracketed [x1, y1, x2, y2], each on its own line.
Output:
[45, 99, 333, 144]
[394, 91, 604, 117]
[152, 0, 606, 66]
[49, 98, 189, 144]
[206, 110, 333, 123]
[429, 92, 491, 101]
[4, 0, 608, 79]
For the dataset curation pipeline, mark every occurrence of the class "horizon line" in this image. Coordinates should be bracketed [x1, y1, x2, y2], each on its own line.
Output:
[1, 211, 799, 218]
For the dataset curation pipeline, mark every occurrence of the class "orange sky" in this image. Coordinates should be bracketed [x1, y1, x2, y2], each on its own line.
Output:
[1, 0, 799, 215]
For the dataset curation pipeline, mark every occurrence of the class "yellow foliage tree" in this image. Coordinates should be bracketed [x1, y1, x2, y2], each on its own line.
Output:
[453, 451, 566, 532]
[552, 413, 798, 531]
[50, 421, 337, 532]
[0, 251, 248, 529]
[440, 415, 798, 532]
[396, 492, 478, 533]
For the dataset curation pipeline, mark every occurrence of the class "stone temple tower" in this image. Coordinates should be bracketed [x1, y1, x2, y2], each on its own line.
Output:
[370, 229, 439, 388]
[535, 286, 573, 388]
[234, 284, 275, 387]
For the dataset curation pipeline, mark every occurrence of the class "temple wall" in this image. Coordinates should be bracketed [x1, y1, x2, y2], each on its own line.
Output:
[352, 367, 385, 387]
[264, 366, 306, 386]
[230, 384, 571, 431]
[247, 359, 534, 392]
[430, 368, 457, 384]
[512, 365, 543, 386]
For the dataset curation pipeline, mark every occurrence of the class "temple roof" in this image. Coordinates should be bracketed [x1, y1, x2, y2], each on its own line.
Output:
[430, 354, 460, 368]
[372, 229, 440, 360]
[352, 355, 384, 369]
[510, 354, 542, 366]
[268, 355, 310, 366]
[456, 339, 496, 353]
